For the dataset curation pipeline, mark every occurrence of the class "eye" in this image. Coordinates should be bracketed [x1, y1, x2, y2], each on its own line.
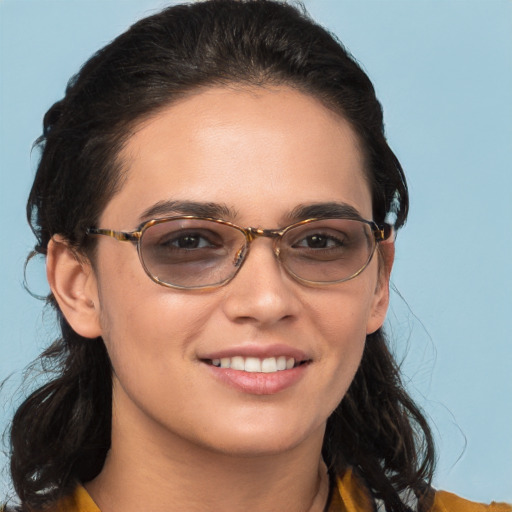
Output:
[159, 230, 221, 250]
[166, 232, 216, 249]
[292, 232, 346, 249]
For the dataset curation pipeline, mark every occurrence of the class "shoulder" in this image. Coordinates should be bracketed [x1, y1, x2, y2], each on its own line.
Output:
[334, 468, 512, 512]
[36, 486, 100, 512]
[1, 486, 99, 512]
[432, 490, 512, 512]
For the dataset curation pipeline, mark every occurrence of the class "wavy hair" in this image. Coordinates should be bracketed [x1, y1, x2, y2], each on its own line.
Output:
[7, 1, 434, 510]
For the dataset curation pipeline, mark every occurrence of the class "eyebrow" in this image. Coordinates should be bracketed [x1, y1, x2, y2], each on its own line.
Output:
[137, 199, 365, 227]
[138, 200, 237, 224]
[286, 202, 365, 222]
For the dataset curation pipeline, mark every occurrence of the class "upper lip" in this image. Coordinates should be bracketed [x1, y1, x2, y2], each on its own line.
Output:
[199, 343, 310, 362]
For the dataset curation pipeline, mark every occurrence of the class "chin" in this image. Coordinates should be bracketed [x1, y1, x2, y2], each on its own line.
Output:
[190, 417, 326, 459]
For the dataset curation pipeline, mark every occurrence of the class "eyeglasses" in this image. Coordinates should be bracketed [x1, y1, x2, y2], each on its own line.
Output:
[86, 216, 390, 289]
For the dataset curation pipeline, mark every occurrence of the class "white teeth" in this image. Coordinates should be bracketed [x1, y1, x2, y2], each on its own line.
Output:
[261, 357, 277, 373]
[244, 357, 261, 372]
[276, 356, 287, 370]
[231, 356, 245, 371]
[210, 356, 299, 373]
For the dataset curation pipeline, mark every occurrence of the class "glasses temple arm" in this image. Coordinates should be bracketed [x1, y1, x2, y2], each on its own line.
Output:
[374, 224, 393, 242]
[86, 227, 140, 242]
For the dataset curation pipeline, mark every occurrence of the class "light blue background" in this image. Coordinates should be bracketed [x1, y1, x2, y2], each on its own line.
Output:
[1, 0, 511, 503]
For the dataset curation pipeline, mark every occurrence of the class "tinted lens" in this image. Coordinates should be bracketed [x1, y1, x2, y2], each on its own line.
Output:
[280, 219, 376, 283]
[140, 219, 246, 288]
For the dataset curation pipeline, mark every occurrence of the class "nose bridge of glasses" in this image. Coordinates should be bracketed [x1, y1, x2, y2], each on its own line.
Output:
[246, 227, 282, 240]
[245, 227, 283, 255]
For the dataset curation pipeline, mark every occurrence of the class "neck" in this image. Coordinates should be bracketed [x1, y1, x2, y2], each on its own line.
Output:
[86, 385, 330, 512]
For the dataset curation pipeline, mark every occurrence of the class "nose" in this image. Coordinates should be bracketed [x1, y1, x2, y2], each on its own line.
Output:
[221, 238, 301, 326]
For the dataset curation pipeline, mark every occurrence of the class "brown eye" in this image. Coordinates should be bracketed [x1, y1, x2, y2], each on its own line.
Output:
[293, 233, 345, 249]
[163, 232, 217, 249]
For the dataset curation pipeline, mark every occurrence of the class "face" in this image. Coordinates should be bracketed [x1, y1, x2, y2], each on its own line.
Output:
[72, 86, 390, 458]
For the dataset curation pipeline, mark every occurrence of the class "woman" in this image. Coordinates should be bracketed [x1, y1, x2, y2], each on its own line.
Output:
[4, 1, 511, 511]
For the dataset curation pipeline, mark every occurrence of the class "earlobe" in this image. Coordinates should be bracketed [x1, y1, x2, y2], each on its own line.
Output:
[47, 236, 102, 339]
[366, 241, 394, 335]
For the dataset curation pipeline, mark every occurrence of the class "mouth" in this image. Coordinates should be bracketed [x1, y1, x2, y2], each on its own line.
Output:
[203, 356, 310, 374]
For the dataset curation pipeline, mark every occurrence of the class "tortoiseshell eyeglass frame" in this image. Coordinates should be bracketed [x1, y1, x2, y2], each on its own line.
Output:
[86, 215, 392, 290]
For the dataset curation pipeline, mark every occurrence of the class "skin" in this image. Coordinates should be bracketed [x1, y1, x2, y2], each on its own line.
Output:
[48, 86, 393, 512]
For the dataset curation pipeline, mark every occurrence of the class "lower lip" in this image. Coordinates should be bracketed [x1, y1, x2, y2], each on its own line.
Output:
[204, 363, 309, 395]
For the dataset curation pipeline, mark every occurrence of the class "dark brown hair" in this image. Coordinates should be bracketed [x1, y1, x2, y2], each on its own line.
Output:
[8, 1, 433, 510]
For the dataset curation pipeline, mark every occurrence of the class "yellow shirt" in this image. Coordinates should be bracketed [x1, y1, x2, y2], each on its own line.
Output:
[331, 469, 512, 512]
[50, 469, 511, 512]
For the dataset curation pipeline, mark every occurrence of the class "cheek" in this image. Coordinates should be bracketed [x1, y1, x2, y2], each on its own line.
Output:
[307, 268, 380, 399]
[98, 286, 209, 363]
[96, 282, 222, 435]
[311, 267, 379, 340]
[93, 249, 214, 374]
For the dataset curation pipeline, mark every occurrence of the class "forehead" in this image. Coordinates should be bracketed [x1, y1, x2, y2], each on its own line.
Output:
[102, 86, 372, 227]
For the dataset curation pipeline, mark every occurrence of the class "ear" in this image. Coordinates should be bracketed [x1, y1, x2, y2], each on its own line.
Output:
[47, 236, 102, 339]
[366, 239, 394, 335]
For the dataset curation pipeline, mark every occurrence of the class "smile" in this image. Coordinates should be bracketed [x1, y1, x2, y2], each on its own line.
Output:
[204, 356, 310, 395]
[208, 356, 300, 373]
